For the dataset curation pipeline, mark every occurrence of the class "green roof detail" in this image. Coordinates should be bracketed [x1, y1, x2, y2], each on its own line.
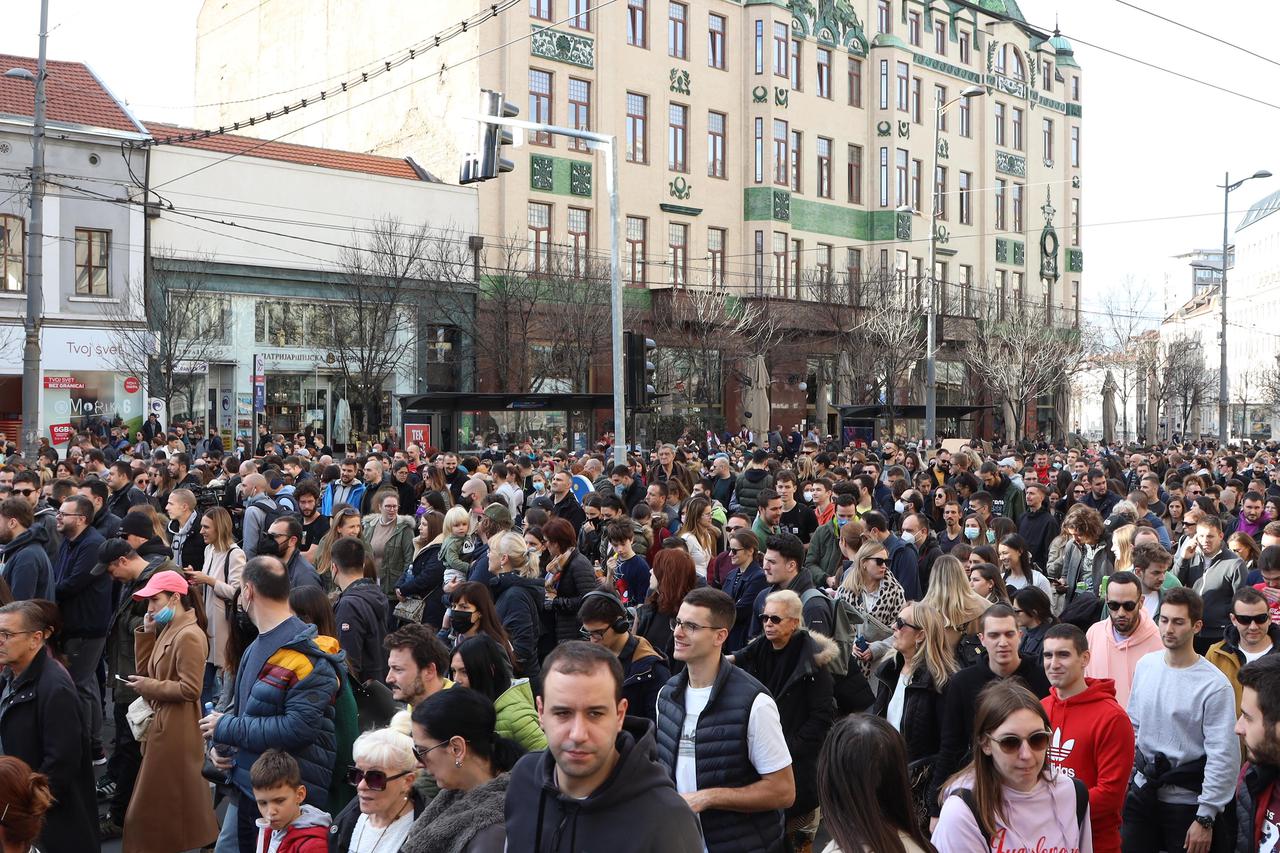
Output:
[977, 0, 1027, 23]
[871, 32, 910, 49]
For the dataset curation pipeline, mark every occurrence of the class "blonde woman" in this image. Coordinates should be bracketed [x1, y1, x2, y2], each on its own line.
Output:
[1110, 523, 1137, 573]
[838, 540, 906, 678]
[676, 496, 718, 579]
[181, 506, 244, 708]
[922, 554, 991, 668]
[315, 506, 363, 588]
[871, 601, 958, 762]
[485, 530, 545, 679]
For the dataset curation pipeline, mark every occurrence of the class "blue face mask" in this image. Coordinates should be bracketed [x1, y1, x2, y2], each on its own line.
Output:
[836, 516, 849, 528]
[964, 527, 979, 540]
[153, 601, 176, 626]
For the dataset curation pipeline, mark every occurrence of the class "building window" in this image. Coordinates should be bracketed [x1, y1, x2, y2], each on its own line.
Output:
[627, 0, 647, 47]
[908, 10, 921, 45]
[817, 243, 833, 282]
[1013, 272, 1024, 307]
[754, 20, 764, 74]
[754, 117, 764, 183]
[1042, 117, 1053, 163]
[773, 23, 789, 77]
[1041, 58, 1053, 91]
[910, 158, 922, 212]
[848, 144, 863, 204]
[569, 0, 590, 29]
[934, 165, 947, 219]
[669, 222, 688, 285]
[568, 207, 590, 277]
[568, 77, 591, 151]
[896, 61, 909, 111]
[879, 147, 890, 207]
[910, 76, 922, 124]
[1071, 126, 1080, 167]
[754, 230, 765, 292]
[626, 92, 648, 162]
[817, 137, 832, 198]
[879, 59, 890, 109]
[773, 119, 789, 185]
[773, 232, 789, 296]
[1, 215, 23, 292]
[935, 85, 948, 131]
[668, 2, 687, 59]
[847, 248, 863, 288]
[848, 57, 862, 107]
[959, 30, 970, 64]
[817, 48, 831, 99]
[935, 260, 948, 309]
[1012, 107, 1024, 150]
[959, 264, 972, 314]
[791, 239, 802, 298]
[1071, 198, 1081, 246]
[997, 270, 1008, 313]
[959, 95, 971, 137]
[895, 148, 908, 208]
[995, 179, 1007, 231]
[668, 103, 688, 172]
[708, 227, 725, 286]
[708, 13, 726, 69]
[1072, 75, 1080, 101]
[529, 69, 553, 145]
[790, 38, 802, 90]
[959, 171, 972, 224]
[790, 129, 802, 192]
[1012, 182, 1024, 232]
[994, 102, 1006, 147]
[878, 0, 891, 34]
[935, 20, 947, 55]
[74, 229, 110, 296]
[625, 216, 647, 283]
[527, 203, 552, 273]
[531, 0, 552, 21]
[707, 110, 726, 178]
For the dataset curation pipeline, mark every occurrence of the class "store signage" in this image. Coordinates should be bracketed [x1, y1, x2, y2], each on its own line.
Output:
[404, 423, 431, 448]
[253, 354, 266, 414]
[43, 376, 85, 390]
[123, 377, 141, 394]
[48, 423, 74, 445]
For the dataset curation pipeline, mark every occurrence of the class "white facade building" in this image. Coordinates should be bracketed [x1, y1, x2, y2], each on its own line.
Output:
[1227, 190, 1280, 441]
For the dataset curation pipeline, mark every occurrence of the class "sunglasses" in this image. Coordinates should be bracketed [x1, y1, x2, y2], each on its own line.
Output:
[12, 489, 34, 497]
[864, 557, 889, 566]
[1106, 600, 1138, 612]
[894, 616, 921, 631]
[1234, 612, 1271, 625]
[988, 731, 1052, 754]
[346, 767, 414, 791]
[758, 613, 788, 625]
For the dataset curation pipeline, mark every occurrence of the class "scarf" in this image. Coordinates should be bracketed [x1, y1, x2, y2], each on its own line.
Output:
[401, 773, 509, 853]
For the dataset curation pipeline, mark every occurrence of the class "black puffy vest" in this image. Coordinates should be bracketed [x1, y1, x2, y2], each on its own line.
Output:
[655, 659, 785, 853]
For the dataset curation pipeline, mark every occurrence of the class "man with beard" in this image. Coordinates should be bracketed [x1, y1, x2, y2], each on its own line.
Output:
[1237, 655, 1280, 852]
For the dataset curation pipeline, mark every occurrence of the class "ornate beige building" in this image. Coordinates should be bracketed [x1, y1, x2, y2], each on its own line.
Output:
[194, 0, 1084, 438]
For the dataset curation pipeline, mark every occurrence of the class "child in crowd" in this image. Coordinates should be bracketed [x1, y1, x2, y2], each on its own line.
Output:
[251, 749, 331, 853]
[440, 505, 474, 592]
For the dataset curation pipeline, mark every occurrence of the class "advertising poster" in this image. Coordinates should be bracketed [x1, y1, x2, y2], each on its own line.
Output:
[43, 371, 144, 451]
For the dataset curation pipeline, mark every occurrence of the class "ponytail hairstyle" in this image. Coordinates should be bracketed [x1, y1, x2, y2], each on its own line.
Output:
[0, 755, 53, 847]
[410, 685, 525, 773]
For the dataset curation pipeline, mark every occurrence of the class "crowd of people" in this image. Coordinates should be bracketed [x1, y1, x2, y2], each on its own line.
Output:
[7, 420, 1280, 851]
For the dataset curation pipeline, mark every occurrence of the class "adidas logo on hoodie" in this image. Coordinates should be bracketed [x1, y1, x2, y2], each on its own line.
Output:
[1048, 727, 1077, 773]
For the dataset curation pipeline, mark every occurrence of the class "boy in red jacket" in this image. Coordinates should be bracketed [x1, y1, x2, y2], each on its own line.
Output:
[250, 749, 331, 853]
[1041, 623, 1134, 853]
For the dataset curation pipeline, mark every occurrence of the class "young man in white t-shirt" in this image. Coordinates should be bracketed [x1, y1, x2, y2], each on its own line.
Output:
[653, 587, 794, 853]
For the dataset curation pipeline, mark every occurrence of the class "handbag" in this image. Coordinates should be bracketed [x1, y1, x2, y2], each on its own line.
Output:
[392, 595, 426, 624]
[350, 678, 398, 733]
[126, 695, 155, 742]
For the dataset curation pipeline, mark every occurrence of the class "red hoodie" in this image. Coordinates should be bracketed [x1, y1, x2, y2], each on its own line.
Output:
[1042, 677, 1134, 853]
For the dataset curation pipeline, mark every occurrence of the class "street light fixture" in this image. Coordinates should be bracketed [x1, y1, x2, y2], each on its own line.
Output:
[1218, 169, 1272, 445]
[925, 85, 985, 450]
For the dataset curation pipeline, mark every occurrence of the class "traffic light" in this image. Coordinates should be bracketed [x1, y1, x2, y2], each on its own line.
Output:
[625, 332, 657, 409]
[460, 89, 518, 184]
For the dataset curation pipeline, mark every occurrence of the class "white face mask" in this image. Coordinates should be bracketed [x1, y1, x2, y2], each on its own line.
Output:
[803, 491, 814, 502]
[901, 531, 916, 546]
[894, 500, 907, 514]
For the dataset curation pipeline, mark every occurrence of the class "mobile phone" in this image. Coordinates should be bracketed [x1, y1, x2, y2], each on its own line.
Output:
[114, 674, 131, 685]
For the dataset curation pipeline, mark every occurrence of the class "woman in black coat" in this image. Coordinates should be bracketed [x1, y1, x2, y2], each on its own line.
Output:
[870, 600, 957, 764]
[0, 604, 98, 853]
[485, 531, 545, 681]
[397, 512, 447, 630]
[540, 517, 599, 644]
[733, 591, 835, 849]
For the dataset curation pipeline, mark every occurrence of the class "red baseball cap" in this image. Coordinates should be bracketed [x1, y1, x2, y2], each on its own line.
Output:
[132, 570, 189, 600]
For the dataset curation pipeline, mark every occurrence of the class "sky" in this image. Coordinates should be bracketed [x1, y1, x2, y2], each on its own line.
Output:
[2, 0, 1278, 332]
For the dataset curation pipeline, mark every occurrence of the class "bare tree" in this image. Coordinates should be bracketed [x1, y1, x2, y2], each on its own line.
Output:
[1100, 277, 1157, 443]
[1233, 367, 1265, 441]
[859, 268, 926, 437]
[321, 218, 429, 436]
[1157, 334, 1217, 439]
[102, 251, 230, 421]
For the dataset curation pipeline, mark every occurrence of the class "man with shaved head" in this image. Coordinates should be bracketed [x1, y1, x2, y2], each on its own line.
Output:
[240, 473, 279, 559]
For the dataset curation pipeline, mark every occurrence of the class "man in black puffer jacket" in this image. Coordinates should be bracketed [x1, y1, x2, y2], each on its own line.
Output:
[0, 498, 53, 601]
[331, 538, 388, 685]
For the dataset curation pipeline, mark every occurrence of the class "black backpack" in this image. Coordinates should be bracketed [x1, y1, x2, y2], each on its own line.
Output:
[950, 777, 1088, 846]
[1059, 591, 1103, 632]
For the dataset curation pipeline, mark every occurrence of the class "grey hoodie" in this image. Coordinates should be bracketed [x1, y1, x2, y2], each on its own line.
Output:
[256, 803, 331, 853]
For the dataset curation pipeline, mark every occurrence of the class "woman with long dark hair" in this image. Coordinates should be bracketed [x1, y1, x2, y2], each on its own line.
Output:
[539, 517, 598, 643]
[450, 635, 546, 752]
[397, 509, 447, 630]
[446, 581, 516, 667]
[932, 681, 1090, 852]
[818, 714, 936, 853]
[1011, 587, 1055, 671]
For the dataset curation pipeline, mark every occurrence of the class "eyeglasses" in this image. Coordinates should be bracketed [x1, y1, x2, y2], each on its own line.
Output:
[1106, 600, 1138, 612]
[670, 617, 717, 633]
[1072, 489, 1086, 496]
[894, 617, 921, 631]
[1234, 612, 1271, 625]
[987, 731, 1053, 754]
[54, 511, 82, 518]
[758, 613, 788, 625]
[579, 626, 610, 641]
[0, 630, 34, 643]
[345, 767, 414, 791]
[411, 742, 452, 764]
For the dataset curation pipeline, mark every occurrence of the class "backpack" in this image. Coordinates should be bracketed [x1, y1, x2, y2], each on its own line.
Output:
[1059, 590, 1103, 632]
[275, 491, 300, 514]
[800, 588, 861, 678]
[950, 778, 1088, 847]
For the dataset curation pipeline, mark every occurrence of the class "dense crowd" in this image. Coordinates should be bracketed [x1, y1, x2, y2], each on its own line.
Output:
[4, 419, 1280, 852]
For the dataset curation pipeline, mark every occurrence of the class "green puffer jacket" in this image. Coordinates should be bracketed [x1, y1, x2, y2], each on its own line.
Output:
[494, 679, 547, 753]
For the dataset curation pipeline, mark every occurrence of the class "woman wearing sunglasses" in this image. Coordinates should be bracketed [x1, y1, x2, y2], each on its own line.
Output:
[329, 727, 424, 853]
[932, 680, 1092, 852]
[838, 541, 906, 679]
[402, 687, 522, 853]
[872, 602, 957, 763]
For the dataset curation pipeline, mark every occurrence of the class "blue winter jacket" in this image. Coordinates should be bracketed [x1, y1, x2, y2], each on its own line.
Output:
[214, 623, 344, 803]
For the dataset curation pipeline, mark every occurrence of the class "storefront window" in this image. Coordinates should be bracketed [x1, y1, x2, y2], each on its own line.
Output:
[265, 374, 328, 436]
[457, 409, 572, 451]
[255, 301, 335, 347]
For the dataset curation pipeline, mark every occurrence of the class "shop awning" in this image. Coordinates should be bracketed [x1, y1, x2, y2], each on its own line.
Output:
[399, 392, 615, 412]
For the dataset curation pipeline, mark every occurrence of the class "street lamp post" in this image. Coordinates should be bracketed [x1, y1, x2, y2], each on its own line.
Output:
[1219, 169, 1271, 445]
[925, 85, 985, 449]
[5, 0, 49, 466]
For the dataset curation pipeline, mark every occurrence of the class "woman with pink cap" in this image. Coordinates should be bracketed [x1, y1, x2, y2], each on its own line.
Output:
[120, 569, 219, 852]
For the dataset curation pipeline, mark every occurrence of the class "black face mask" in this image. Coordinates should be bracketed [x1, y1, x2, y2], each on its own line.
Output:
[449, 609, 474, 633]
[256, 535, 282, 559]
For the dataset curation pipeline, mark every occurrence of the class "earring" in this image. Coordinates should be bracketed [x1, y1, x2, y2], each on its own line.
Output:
[455, 757, 463, 767]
